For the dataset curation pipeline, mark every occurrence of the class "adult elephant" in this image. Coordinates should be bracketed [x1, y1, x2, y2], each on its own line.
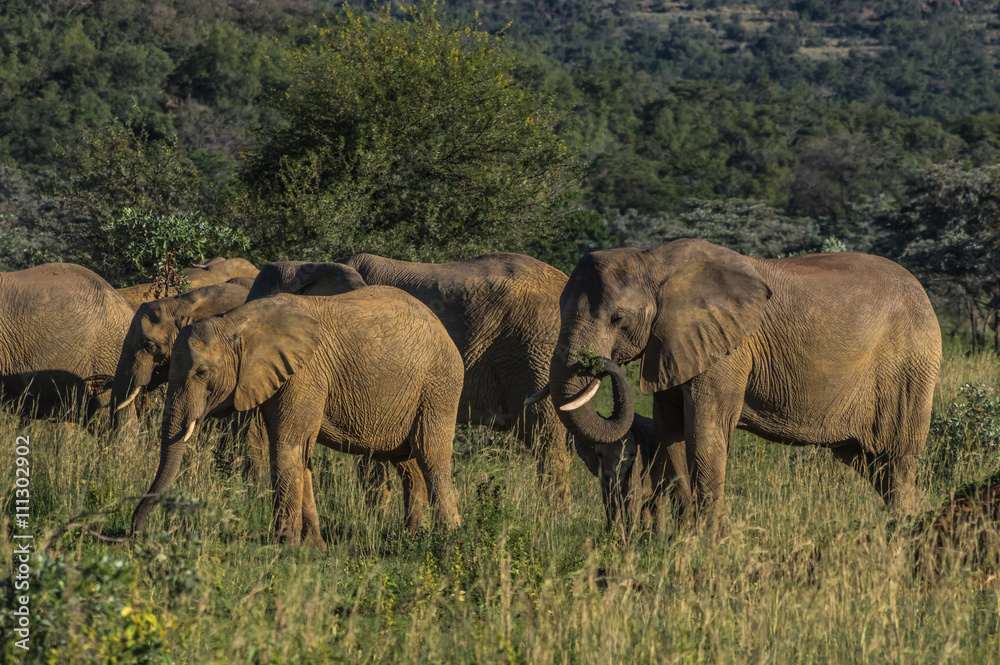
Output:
[0, 263, 136, 424]
[109, 282, 252, 418]
[183, 257, 259, 289]
[547, 239, 941, 524]
[340, 253, 573, 507]
[131, 289, 464, 546]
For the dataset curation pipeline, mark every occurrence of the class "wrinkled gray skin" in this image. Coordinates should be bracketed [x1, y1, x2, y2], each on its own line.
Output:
[246, 262, 368, 301]
[576, 414, 654, 535]
[109, 282, 251, 418]
[550, 239, 942, 525]
[246, 262, 381, 501]
[0, 263, 137, 426]
[183, 257, 259, 289]
[131, 289, 464, 546]
[338, 253, 574, 508]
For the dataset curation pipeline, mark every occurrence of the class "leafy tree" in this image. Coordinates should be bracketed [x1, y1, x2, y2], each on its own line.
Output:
[879, 163, 1000, 353]
[237, 1, 583, 262]
[529, 209, 616, 275]
[609, 198, 821, 258]
[103, 208, 249, 289]
[61, 112, 245, 285]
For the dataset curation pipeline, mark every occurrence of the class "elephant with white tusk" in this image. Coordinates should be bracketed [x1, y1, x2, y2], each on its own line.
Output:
[547, 239, 942, 526]
[109, 282, 252, 419]
[131, 288, 465, 546]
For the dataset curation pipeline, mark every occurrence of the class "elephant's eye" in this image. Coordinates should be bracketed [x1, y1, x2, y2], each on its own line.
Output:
[609, 311, 625, 326]
[194, 366, 209, 378]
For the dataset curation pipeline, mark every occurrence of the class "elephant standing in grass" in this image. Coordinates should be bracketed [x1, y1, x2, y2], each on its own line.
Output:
[340, 253, 574, 507]
[0, 263, 136, 425]
[131, 288, 464, 546]
[576, 414, 655, 535]
[183, 257, 259, 288]
[548, 239, 941, 525]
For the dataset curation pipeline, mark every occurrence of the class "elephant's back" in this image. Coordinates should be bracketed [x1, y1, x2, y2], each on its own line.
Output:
[342, 252, 566, 302]
[0, 263, 133, 375]
[308, 285, 462, 365]
[758, 253, 936, 325]
[341, 253, 566, 356]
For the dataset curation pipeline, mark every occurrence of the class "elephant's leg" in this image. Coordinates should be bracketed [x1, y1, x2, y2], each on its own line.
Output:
[300, 459, 326, 549]
[521, 400, 571, 513]
[395, 458, 429, 532]
[684, 370, 747, 526]
[354, 456, 393, 514]
[648, 391, 690, 530]
[830, 445, 922, 514]
[268, 411, 323, 545]
[414, 409, 462, 529]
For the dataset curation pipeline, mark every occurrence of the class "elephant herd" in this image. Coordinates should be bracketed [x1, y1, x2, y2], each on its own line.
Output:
[0, 241, 943, 545]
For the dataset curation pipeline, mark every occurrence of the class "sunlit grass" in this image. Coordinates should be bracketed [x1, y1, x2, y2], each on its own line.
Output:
[1, 346, 998, 663]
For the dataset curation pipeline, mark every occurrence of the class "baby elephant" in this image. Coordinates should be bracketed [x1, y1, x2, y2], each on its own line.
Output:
[131, 287, 465, 546]
[577, 414, 655, 535]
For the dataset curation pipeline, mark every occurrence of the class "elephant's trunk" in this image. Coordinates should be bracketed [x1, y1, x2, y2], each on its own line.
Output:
[550, 355, 633, 446]
[110, 344, 158, 420]
[130, 403, 197, 535]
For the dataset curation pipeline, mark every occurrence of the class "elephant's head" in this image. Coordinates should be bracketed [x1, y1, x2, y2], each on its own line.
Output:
[549, 238, 771, 447]
[246, 262, 368, 302]
[576, 414, 654, 533]
[131, 295, 318, 535]
[109, 283, 250, 420]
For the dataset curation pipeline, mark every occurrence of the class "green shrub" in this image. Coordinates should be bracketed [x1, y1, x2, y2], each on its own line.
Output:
[926, 382, 1000, 484]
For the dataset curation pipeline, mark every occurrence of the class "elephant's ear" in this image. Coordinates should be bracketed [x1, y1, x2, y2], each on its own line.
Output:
[233, 303, 320, 411]
[639, 240, 771, 394]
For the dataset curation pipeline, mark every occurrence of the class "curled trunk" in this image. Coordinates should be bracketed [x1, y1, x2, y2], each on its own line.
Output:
[550, 357, 633, 446]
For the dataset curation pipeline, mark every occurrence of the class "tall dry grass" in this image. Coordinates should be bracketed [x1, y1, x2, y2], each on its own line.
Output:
[1, 347, 998, 663]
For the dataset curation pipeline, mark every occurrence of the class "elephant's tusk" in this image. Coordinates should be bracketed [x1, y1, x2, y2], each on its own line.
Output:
[181, 420, 197, 443]
[524, 384, 550, 406]
[559, 380, 601, 411]
[115, 386, 142, 411]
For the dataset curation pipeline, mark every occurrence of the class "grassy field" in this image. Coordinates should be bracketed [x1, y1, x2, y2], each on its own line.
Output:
[1, 340, 999, 664]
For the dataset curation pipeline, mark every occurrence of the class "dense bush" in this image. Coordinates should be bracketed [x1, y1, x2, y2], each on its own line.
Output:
[237, 1, 582, 262]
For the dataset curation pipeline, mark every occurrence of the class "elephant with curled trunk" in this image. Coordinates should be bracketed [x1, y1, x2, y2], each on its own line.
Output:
[131, 288, 464, 546]
[339, 253, 574, 508]
[548, 239, 941, 525]
[0, 263, 136, 425]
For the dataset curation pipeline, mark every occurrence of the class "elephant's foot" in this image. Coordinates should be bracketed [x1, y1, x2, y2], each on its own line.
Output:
[302, 529, 327, 550]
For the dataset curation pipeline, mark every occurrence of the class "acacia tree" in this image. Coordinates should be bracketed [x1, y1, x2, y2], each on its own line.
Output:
[237, 1, 582, 261]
